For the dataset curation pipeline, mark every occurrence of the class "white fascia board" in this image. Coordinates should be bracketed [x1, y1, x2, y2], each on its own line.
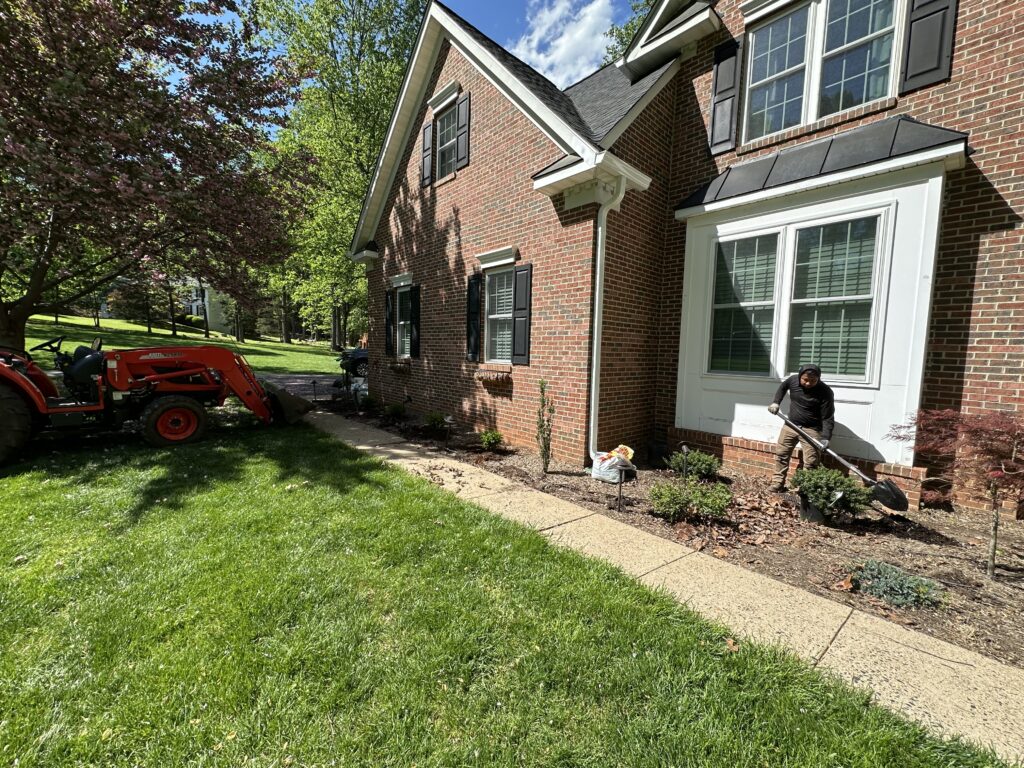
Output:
[622, 6, 719, 76]
[427, 79, 461, 111]
[352, 248, 379, 265]
[350, 3, 601, 258]
[600, 59, 681, 149]
[675, 142, 967, 220]
[533, 151, 651, 196]
[476, 246, 519, 268]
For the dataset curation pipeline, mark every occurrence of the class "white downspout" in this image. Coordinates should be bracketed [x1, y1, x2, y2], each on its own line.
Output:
[588, 175, 628, 460]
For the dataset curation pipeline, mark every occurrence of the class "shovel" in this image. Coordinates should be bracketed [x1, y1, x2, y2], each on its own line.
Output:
[775, 411, 909, 512]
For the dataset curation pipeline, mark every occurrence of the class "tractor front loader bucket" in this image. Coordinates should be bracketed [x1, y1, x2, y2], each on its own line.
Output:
[262, 381, 315, 424]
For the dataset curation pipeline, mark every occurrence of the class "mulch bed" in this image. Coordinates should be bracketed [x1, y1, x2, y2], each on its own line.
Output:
[329, 403, 1024, 670]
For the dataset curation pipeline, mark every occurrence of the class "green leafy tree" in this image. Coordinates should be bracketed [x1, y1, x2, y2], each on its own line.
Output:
[604, 0, 657, 63]
[259, 0, 426, 348]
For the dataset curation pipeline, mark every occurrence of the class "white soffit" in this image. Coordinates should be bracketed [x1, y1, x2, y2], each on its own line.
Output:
[352, 248, 379, 265]
[349, 2, 603, 260]
[675, 143, 966, 220]
[533, 151, 652, 197]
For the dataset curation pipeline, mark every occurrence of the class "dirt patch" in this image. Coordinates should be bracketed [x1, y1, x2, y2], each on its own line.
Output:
[330, 405, 1024, 669]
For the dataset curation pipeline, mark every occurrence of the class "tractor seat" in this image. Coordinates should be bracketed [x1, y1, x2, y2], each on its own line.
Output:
[66, 350, 104, 386]
[72, 345, 94, 362]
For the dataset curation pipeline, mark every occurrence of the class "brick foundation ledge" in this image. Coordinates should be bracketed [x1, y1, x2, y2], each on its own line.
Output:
[666, 427, 925, 511]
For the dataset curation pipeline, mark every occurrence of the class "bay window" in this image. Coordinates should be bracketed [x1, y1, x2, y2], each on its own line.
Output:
[709, 213, 881, 380]
[745, 0, 900, 142]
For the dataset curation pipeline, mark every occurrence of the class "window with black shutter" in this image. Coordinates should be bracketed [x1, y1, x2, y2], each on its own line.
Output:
[420, 123, 432, 187]
[900, 0, 958, 94]
[709, 38, 742, 155]
[455, 93, 470, 170]
[409, 284, 421, 359]
[511, 264, 532, 366]
[384, 289, 395, 357]
[466, 274, 481, 362]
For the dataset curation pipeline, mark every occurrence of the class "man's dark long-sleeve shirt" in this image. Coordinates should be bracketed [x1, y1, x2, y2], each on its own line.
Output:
[773, 375, 835, 441]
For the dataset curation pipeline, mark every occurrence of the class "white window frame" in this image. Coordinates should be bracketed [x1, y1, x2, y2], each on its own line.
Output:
[435, 103, 458, 180]
[703, 201, 894, 386]
[742, 0, 907, 145]
[484, 266, 514, 364]
[395, 284, 412, 359]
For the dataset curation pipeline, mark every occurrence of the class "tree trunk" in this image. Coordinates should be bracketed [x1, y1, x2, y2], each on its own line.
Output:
[234, 305, 245, 343]
[330, 305, 341, 351]
[341, 303, 351, 348]
[280, 286, 291, 344]
[988, 495, 1000, 579]
[145, 294, 153, 334]
[0, 310, 28, 351]
[93, 306, 101, 329]
[167, 286, 177, 337]
[198, 278, 210, 338]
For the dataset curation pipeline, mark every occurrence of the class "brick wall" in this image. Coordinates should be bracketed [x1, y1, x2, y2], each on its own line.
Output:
[637, 0, 1024, 505]
[367, 41, 598, 463]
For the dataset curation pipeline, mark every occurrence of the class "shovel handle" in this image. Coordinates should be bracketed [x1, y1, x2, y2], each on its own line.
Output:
[774, 411, 875, 485]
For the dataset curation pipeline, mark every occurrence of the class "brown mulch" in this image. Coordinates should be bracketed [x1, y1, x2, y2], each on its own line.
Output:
[332, 406, 1024, 670]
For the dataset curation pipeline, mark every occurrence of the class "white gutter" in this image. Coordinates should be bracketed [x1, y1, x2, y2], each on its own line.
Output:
[587, 175, 628, 460]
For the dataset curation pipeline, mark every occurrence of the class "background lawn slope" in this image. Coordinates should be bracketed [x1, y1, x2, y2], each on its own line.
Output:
[23, 315, 340, 375]
[0, 422, 1007, 767]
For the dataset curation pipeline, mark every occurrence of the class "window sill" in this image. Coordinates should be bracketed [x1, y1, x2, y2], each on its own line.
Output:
[389, 359, 412, 373]
[435, 171, 457, 187]
[475, 363, 512, 382]
[737, 97, 898, 156]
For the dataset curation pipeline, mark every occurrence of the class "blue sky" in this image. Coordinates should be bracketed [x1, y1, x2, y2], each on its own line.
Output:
[443, 0, 636, 88]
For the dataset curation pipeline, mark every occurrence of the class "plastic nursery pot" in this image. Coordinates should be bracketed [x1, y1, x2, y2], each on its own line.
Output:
[797, 493, 827, 524]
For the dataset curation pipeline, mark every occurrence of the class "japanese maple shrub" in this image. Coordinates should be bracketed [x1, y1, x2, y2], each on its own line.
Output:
[890, 409, 1024, 579]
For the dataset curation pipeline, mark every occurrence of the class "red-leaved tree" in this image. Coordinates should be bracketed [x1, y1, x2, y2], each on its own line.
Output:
[890, 409, 1024, 579]
[0, 0, 307, 350]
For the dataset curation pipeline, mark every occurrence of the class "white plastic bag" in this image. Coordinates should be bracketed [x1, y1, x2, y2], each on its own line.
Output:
[591, 445, 634, 484]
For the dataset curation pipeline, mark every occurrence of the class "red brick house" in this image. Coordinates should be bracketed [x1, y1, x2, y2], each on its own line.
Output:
[351, 0, 1021, 506]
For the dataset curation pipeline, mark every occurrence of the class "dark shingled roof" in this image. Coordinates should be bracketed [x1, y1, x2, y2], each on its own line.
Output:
[436, 0, 672, 146]
[676, 116, 968, 211]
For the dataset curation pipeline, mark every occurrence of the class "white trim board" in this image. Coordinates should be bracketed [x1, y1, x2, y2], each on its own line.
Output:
[427, 80, 460, 111]
[476, 246, 518, 269]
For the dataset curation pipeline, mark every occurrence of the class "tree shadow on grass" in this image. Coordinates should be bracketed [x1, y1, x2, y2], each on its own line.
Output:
[2, 410, 392, 530]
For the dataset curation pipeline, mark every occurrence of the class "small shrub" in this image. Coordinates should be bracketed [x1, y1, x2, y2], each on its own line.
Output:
[480, 429, 503, 451]
[536, 380, 555, 473]
[358, 395, 380, 414]
[853, 560, 943, 608]
[650, 479, 732, 523]
[424, 411, 447, 431]
[792, 467, 872, 516]
[384, 403, 406, 420]
[665, 449, 721, 480]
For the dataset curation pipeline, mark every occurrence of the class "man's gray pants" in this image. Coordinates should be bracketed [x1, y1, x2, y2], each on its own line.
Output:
[773, 425, 823, 487]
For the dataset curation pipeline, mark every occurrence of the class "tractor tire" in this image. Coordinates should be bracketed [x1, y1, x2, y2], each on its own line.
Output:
[141, 396, 208, 447]
[0, 384, 33, 465]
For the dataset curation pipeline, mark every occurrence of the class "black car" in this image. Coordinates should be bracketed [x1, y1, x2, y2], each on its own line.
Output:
[338, 347, 369, 378]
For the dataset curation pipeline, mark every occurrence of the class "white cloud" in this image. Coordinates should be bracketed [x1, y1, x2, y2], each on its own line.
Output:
[509, 0, 614, 89]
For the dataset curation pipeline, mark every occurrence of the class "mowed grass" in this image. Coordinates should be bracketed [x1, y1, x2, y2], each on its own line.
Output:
[0, 421, 1006, 767]
[25, 315, 340, 375]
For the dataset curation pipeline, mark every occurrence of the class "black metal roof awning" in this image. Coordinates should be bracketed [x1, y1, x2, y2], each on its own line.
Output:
[675, 116, 969, 214]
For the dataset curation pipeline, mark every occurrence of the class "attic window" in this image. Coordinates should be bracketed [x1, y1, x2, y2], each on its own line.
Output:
[436, 105, 458, 179]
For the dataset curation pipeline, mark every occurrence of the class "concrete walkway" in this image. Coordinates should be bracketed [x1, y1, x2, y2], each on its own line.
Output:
[307, 411, 1024, 764]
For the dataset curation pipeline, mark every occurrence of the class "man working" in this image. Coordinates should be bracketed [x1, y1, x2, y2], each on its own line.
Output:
[767, 363, 835, 492]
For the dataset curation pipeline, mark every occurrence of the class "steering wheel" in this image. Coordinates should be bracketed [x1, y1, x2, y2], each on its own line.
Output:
[29, 335, 65, 353]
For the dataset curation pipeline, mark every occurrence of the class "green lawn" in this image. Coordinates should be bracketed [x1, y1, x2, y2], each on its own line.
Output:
[0, 421, 1005, 767]
[24, 315, 340, 375]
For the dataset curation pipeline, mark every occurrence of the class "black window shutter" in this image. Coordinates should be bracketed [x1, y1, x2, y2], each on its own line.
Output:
[466, 274, 481, 362]
[899, 0, 958, 94]
[709, 38, 743, 155]
[384, 289, 395, 357]
[511, 264, 532, 366]
[409, 285, 421, 359]
[420, 123, 433, 187]
[455, 93, 471, 170]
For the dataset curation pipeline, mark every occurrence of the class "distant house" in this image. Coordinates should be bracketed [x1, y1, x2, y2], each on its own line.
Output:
[185, 281, 231, 335]
[351, 0, 1020, 508]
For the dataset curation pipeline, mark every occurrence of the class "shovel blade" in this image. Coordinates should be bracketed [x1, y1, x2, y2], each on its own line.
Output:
[871, 479, 909, 512]
[262, 381, 314, 424]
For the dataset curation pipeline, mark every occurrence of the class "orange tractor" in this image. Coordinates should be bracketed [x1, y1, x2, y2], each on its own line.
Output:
[0, 336, 312, 465]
